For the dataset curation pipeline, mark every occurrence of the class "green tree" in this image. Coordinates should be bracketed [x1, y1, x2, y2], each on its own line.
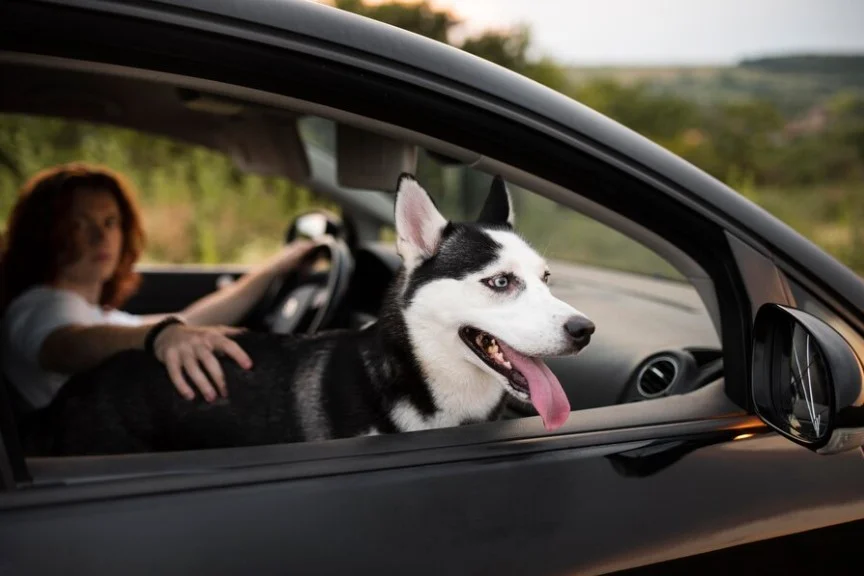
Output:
[328, 1, 569, 93]
[461, 25, 568, 92]
[827, 91, 864, 167]
[570, 79, 700, 142]
[697, 99, 784, 185]
[331, 0, 457, 44]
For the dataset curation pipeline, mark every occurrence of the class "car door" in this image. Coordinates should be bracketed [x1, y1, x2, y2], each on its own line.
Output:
[1, 2, 864, 575]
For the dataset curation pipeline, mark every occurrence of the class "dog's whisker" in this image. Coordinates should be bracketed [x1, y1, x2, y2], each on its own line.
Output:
[540, 238, 553, 258]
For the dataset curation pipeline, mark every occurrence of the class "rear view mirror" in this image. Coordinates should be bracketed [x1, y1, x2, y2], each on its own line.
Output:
[294, 213, 329, 240]
[336, 124, 417, 191]
[285, 210, 346, 243]
[752, 304, 864, 454]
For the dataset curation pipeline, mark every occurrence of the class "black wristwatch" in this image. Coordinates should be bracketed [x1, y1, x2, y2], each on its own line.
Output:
[144, 316, 185, 357]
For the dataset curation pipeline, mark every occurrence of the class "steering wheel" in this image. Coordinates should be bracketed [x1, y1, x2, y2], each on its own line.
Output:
[246, 234, 354, 336]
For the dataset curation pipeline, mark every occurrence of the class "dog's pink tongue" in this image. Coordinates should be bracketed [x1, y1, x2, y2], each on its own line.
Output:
[498, 342, 571, 430]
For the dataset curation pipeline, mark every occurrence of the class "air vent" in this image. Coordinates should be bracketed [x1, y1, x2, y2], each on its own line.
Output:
[636, 356, 680, 398]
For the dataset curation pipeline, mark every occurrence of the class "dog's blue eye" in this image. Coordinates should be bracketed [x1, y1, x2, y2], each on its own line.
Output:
[486, 274, 511, 290]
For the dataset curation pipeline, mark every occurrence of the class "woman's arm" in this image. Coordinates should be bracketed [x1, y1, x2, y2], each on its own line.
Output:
[40, 322, 252, 402]
[142, 239, 317, 327]
[39, 322, 151, 374]
[34, 241, 317, 401]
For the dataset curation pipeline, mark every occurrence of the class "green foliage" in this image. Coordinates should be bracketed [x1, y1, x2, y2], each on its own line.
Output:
[332, 0, 457, 43]
[568, 59, 864, 118]
[572, 79, 701, 141]
[459, 24, 566, 90]
[828, 91, 864, 165]
[741, 55, 864, 78]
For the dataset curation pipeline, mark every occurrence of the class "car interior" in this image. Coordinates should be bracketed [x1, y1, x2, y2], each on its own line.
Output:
[0, 54, 746, 486]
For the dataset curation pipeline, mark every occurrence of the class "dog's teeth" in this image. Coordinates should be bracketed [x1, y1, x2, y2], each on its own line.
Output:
[503, 361, 512, 369]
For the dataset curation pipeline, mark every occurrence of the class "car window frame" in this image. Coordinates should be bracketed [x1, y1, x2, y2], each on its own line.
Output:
[0, 0, 759, 494]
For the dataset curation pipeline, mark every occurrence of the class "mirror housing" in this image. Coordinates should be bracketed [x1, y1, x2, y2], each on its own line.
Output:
[752, 304, 864, 454]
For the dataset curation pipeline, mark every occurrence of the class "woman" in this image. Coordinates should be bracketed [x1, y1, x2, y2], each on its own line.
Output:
[0, 162, 317, 411]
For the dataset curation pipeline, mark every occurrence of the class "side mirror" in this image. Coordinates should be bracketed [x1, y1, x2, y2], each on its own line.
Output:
[752, 304, 864, 454]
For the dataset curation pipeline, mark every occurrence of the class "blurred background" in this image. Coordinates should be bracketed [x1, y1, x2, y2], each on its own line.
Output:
[1, 0, 862, 276]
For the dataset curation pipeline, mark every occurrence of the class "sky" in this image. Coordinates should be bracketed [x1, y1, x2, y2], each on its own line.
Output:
[366, 0, 864, 66]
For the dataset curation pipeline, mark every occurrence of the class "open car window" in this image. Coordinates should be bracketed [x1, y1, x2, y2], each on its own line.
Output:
[0, 59, 740, 489]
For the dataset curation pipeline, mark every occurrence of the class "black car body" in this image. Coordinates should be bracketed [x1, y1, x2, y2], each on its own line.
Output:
[1, 1, 863, 575]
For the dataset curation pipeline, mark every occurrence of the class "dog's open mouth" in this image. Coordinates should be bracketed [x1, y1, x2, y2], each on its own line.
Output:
[459, 326, 571, 431]
[460, 327, 528, 393]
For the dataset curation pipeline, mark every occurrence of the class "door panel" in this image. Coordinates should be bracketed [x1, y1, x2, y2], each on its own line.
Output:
[2, 433, 863, 576]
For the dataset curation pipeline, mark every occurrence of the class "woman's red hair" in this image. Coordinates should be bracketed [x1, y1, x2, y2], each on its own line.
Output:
[0, 162, 146, 312]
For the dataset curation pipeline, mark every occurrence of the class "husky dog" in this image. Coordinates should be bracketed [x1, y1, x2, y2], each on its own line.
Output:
[31, 175, 595, 455]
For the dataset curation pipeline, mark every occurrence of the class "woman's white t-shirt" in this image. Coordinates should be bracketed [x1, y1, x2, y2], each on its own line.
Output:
[0, 286, 143, 409]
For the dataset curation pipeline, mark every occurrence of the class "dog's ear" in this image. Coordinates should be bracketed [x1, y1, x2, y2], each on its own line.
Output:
[394, 173, 447, 267]
[477, 175, 514, 227]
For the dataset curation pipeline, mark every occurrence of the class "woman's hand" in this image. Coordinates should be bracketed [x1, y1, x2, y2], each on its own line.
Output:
[152, 324, 253, 402]
[171, 239, 322, 329]
[262, 239, 319, 278]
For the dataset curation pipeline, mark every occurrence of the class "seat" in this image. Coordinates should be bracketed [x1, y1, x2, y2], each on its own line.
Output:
[0, 373, 32, 485]
[0, 250, 35, 483]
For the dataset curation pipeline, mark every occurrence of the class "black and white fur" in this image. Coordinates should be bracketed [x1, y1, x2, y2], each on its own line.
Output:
[29, 175, 594, 455]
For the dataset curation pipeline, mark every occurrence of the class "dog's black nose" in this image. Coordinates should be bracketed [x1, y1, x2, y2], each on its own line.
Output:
[565, 316, 595, 346]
